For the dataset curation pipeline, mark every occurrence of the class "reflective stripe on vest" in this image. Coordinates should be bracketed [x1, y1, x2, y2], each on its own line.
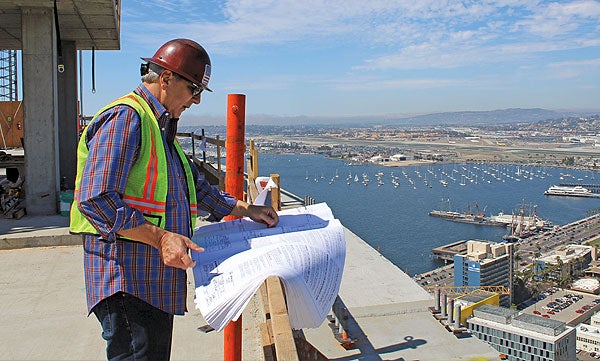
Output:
[70, 92, 197, 236]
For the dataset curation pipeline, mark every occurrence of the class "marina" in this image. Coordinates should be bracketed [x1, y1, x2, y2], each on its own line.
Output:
[255, 153, 600, 276]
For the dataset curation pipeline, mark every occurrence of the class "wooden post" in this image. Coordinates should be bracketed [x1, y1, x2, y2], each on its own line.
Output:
[224, 94, 246, 361]
[246, 140, 260, 203]
[216, 134, 224, 190]
[270, 173, 281, 211]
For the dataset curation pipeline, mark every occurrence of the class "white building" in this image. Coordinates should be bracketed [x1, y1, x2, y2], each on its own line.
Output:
[468, 304, 576, 361]
[576, 322, 600, 354]
[390, 154, 407, 161]
[591, 311, 600, 328]
[368, 155, 390, 163]
[535, 245, 593, 282]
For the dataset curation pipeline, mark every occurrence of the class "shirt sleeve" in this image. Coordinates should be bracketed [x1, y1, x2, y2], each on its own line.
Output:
[191, 162, 237, 222]
[76, 105, 147, 242]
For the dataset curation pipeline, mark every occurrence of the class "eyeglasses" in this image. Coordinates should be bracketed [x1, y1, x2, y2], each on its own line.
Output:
[174, 73, 203, 97]
[186, 81, 203, 97]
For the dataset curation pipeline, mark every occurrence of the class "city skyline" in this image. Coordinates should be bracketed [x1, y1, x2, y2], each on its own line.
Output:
[77, 0, 600, 124]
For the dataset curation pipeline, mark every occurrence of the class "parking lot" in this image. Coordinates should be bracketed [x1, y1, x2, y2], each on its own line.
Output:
[415, 263, 454, 288]
[522, 288, 600, 325]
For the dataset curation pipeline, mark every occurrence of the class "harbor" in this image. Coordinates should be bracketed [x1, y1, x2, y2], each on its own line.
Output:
[255, 153, 600, 276]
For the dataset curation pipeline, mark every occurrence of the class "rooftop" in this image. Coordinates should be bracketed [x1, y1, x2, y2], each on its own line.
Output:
[0, 213, 502, 360]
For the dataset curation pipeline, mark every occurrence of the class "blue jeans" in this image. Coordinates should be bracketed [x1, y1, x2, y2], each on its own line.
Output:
[92, 292, 174, 361]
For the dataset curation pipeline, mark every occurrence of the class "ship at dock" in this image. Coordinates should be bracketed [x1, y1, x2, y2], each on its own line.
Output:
[428, 201, 503, 226]
[429, 199, 552, 240]
[544, 185, 600, 198]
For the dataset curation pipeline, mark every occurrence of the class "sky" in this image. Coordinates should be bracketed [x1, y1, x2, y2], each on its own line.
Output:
[80, 0, 600, 125]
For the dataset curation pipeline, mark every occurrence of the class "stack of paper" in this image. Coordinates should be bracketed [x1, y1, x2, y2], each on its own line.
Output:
[191, 203, 346, 332]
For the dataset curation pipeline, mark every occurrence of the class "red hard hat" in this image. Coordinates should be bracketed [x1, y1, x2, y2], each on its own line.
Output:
[142, 39, 212, 92]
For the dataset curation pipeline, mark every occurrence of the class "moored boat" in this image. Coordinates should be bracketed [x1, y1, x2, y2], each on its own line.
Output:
[544, 185, 600, 198]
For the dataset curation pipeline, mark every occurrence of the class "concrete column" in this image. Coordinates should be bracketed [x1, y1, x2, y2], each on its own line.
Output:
[434, 288, 440, 312]
[21, 6, 59, 215]
[57, 40, 78, 190]
[441, 293, 447, 318]
[448, 298, 455, 323]
[454, 304, 462, 328]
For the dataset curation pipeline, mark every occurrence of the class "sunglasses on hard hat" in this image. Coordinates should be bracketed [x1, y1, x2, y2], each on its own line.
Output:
[174, 73, 203, 97]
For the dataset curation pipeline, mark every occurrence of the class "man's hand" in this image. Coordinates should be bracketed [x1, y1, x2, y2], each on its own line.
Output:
[231, 201, 279, 228]
[158, 231, 204, 270]
[118, 223, 203, 270]
[246, 204, 279, 227]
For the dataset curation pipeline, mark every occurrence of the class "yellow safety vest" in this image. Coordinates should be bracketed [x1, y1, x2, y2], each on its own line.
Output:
[70, 92, 197, 236]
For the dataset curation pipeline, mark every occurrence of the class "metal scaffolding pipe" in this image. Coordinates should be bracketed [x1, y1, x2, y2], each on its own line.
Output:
[223, 94, 246, 361]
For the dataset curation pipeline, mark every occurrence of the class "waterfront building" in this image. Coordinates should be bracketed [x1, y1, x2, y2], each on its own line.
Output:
[368, 155, 391, 163]
[454, 240, 514, 306]
[390, 154, 407, 161]
[468, 304, 576, 361]
[534, 245, 593, 283]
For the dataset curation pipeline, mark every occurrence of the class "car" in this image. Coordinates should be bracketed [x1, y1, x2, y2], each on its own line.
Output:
[533, 310, 541, 315]
[542, 314, 550, 318]
[547, 311, 555, 315]
[576, 309, 584, 314]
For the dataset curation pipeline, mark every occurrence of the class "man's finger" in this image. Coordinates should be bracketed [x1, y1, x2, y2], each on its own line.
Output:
[264, 209, 279, 227]
[180, 253, 196, 269]
[186, 239, 204, 252]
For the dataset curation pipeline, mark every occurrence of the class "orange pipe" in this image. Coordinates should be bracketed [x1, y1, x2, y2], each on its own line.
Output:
[224, 94, 245, 361]
[225, 94, 246, 207]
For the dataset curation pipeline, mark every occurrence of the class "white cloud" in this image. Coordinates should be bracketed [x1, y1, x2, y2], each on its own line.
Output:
[123, 0, 600, 73]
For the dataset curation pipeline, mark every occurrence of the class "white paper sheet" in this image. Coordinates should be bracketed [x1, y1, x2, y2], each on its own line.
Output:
[191, 203, 346, 331]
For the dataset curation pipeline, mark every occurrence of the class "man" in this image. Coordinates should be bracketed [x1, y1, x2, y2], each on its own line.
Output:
[70, 39, 278, 360]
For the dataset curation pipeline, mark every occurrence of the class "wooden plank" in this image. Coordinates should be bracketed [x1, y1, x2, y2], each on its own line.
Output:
[260, 319, 276, 361]
[266, 276, 299, 361]
[270, 174, 281, 211]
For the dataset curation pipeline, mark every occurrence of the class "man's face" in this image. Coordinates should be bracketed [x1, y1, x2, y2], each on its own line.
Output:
[161, 70, 202, 118]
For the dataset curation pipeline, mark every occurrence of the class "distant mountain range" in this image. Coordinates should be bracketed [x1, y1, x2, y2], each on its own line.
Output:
[183, 108, 599, 127]
[378, 108, 582, 126]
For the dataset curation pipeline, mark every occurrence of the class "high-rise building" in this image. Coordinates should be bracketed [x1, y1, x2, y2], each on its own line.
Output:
[454, 240, 514, 306]
[469, 304, 576, 361]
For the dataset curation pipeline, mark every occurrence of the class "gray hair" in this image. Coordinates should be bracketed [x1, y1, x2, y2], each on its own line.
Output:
[141, 63, 164, 83]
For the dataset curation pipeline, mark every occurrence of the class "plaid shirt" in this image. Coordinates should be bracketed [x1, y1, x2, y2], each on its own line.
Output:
[78, 84, 236, 315]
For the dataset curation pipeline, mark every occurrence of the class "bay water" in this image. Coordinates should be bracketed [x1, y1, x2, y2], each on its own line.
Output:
[254, 153, 600, 276]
